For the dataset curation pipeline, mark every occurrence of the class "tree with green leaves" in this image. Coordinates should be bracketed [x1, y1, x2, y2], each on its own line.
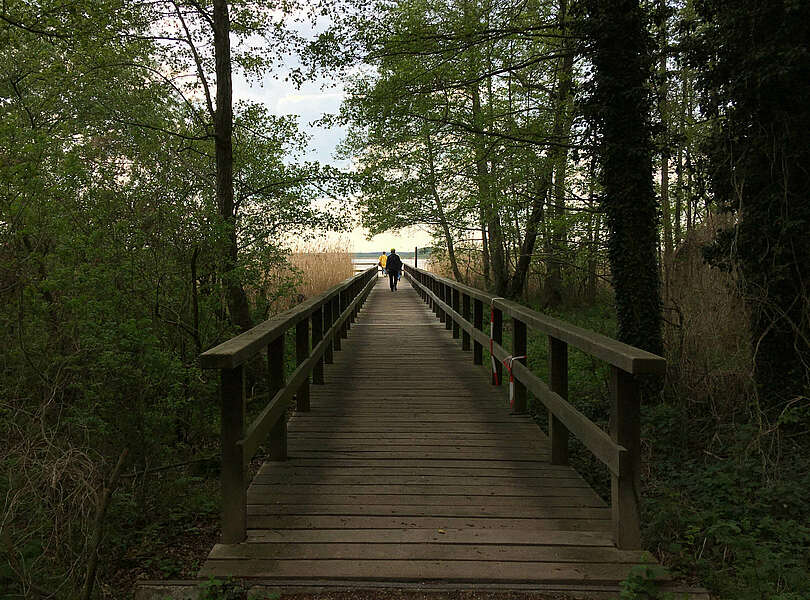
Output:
[1, 1, 351, 594]
[328, 0, 583, 298]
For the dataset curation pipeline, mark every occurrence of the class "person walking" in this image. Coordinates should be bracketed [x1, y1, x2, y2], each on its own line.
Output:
[377, 250, 387, 277]
[386, 248, 403, 291]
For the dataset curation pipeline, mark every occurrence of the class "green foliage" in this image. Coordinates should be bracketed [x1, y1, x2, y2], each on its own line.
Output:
[496, 297, 810, 599]
[199, 577, 248, 600]
[0, 0, 351, 596]
[643, 405, 810, 599]
[620, 564, 675, 599]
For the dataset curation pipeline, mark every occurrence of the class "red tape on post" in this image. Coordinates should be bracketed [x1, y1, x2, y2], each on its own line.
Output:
[502, 355, 526, 408]
[490, 307, 499, 385]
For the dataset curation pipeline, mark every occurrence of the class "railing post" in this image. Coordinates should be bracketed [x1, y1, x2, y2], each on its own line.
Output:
[332, 295, 342, 350]
[611, 366, 641, 549]
[511, 317, 527, 413]
[340, 289, 348, 340]
[324, 298, 334, 364]
[352, 280, 359, 321]
[473, 299, 483, 365]
[492, 306, 503, 385]
[268, 335, 287, 461]
[445, 284, 452, 331]
[461, 293, 471, 351]
[220, 365, 246, 543]
[312, 306, 324, 384]
[295, 317, 310, 411]
[549, 336, 570, 464]
[436, 281, 447, 323]
[451, 288, 460, 339]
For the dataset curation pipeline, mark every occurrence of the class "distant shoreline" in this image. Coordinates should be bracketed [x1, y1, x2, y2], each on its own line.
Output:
[352, 250, 431, 259]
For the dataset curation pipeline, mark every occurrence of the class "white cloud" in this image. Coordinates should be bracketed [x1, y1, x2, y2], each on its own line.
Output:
[276, 91, 344, 108]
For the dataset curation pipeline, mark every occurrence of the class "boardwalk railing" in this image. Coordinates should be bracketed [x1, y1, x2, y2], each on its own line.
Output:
[199, 267, 378, 543]
[404, 265, 666, 549]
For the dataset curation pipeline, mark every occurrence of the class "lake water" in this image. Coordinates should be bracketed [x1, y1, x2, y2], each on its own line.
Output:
[352, 257, 419, 272]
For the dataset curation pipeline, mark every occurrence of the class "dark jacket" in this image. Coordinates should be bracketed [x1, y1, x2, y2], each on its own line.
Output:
[386, 252, 403, 274]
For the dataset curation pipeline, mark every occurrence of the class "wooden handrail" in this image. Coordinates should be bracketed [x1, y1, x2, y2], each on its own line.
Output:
[200, 267, 378, 544]
[404, 264, 665, 550]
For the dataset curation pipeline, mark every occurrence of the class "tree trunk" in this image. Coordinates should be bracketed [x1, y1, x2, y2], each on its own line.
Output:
[585, 0, 664, 358]
[471, 81, 507, 294]
[586, 157, 600, 303]
[213, 0, 252, 332]
[508, 0, 574, 301]
[674, 67, 686, 245]
[508, 170, 551, 299]
[425, 131, 463, 282]
[480, 216, 491, 284]
[658, 0, 673, 265]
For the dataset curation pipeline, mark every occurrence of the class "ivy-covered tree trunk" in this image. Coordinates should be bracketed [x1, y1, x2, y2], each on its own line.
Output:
[696, 0, 810, 409]
[584, 0, 664, 357]
[213, 0, 253, 332]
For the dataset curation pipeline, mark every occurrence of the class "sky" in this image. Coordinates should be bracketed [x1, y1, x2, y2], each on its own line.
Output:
[231, 39, 433, 253]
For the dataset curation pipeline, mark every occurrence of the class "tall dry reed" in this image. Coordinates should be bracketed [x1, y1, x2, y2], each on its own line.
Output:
[258, 239, 355, 316]
[662, 214, 754, 424]
[288, 239, 355, 299]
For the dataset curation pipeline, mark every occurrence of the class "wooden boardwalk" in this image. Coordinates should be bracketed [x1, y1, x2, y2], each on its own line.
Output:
[198, 278, 658, 591]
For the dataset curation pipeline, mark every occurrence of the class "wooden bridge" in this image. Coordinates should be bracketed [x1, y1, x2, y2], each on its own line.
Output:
[178, 266, 703, 597]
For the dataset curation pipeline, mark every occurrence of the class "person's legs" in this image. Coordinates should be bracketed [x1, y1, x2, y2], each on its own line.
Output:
[389, 272, 396, 290]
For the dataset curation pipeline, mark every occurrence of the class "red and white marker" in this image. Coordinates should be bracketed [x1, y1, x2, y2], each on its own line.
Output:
[489, 307, 499, 385]
[501, 355, 527, 408]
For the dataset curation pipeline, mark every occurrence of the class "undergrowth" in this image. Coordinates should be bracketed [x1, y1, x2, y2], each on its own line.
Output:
[486, 298, 810, 599]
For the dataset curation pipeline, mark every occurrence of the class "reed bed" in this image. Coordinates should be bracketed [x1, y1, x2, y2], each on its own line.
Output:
[258, 239, 355, 316]
[288, 240, 355, 299]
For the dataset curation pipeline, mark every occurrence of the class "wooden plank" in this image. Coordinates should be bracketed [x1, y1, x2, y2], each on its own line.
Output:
[208, 542, 649, 563]
[288, 451, 552, 461]
[245, 505, 610, 519]
[288, 415, 534, 422]
[199, 559, 659, 582]
[278, 431, 547, 440]
[286, 439, 547, 449]
[246, 515, 613, 532]
[285, 424, 539, 434]
[245, 493, 606, 508]
[251, 474, 588, 486]
[256, 458, 558, 469]
[247, 483, 602, 500]
[245, 528, 615, 546]
[286, 438, 541, 448]
[255, 466, 581, 478]
[282, 430, 547, 440]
